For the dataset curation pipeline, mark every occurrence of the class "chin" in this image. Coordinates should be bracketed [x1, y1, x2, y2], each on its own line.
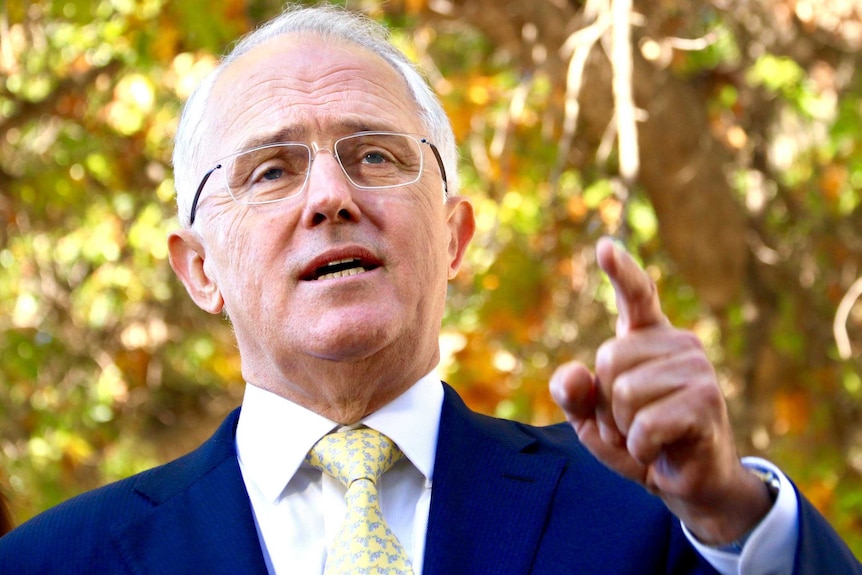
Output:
[303, 324, 399, 362]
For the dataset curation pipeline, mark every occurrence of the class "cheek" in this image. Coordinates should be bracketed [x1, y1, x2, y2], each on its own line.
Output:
[207, 211, 279, 303]
[422, 202, 453, 269]
[399, 204, 452, 285]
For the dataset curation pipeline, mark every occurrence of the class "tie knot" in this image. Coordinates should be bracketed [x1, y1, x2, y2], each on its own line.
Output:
[306, 428, 403, 487]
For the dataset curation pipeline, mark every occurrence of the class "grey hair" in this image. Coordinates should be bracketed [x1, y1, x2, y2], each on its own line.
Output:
[172, 3, 459, 227]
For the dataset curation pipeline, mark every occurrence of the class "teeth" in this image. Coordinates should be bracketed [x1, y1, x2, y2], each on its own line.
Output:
[311, 257, 373, 281]
[326, 258, 359, 267]
[315, 267, 367, 281]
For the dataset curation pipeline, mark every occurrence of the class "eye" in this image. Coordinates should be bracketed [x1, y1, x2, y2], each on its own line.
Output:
[246, 161, 287, 186]
[361, 149, 392, 165]
[261, 167, 284, 181]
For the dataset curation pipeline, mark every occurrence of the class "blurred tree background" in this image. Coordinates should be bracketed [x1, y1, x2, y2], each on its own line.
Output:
[1, 0, 861, 556]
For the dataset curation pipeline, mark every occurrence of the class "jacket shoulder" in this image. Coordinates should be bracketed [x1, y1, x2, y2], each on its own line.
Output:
[0, 409, 242, 574]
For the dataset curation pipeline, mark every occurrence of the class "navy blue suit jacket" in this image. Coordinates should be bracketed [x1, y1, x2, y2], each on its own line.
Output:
[0, 384, 859, 574]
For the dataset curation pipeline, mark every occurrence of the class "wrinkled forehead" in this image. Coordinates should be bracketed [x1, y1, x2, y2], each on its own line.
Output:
[203, 33, 423, 161]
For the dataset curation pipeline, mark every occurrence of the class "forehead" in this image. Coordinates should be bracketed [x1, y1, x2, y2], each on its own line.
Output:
[206, 34, 423, 158]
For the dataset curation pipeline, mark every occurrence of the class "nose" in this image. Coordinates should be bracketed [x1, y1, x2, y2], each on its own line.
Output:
[300, 148, 361, 227]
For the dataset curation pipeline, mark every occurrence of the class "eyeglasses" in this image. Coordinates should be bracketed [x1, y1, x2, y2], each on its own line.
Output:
[188, 131, 448, 225]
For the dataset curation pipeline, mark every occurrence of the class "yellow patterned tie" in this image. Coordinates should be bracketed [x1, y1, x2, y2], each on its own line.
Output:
[306, 428, 414, 575]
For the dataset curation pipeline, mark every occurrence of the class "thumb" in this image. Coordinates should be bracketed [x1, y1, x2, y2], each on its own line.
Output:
[550, 361, 597, 423]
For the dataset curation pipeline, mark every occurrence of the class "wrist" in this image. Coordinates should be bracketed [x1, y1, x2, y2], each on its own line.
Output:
[684, 465, 777, 546]
[708, 466, 780, 552]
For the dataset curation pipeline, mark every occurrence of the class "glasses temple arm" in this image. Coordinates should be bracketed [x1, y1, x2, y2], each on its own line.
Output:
[424, 141, 449, 198]
[188, 165, 220, 226]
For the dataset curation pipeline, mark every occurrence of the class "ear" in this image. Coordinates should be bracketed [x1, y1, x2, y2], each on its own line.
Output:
[444, 196, 475, 279]
[167, 229, 225, 315]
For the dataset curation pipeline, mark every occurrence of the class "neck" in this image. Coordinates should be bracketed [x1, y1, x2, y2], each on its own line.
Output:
[243, 350, 438, 424]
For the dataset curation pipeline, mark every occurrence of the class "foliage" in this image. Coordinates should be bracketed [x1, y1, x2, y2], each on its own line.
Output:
[1, 0, 861, 557]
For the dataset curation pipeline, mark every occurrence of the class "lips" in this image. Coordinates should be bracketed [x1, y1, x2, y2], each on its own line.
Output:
[300, 249, 382, 281]
[313, 258, 371, 280]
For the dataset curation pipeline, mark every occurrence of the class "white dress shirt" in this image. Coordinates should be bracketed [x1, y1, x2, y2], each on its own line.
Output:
[235, 372, 442, 575]
[686, 456, 799, 575]
[235, 372, 798, 575]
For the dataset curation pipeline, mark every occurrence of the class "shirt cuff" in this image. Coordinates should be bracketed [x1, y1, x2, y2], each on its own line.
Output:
[681, 457, 799, 575]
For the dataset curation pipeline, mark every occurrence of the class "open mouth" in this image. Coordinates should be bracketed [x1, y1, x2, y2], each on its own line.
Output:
[310, 258, 378, 281]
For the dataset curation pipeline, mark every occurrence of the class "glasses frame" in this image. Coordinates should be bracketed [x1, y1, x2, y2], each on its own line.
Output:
[188, 131, 449, 225]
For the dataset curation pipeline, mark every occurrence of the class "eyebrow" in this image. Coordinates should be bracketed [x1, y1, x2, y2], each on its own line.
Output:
[233, 120, 404, 153]
[236, 127, 305, 152]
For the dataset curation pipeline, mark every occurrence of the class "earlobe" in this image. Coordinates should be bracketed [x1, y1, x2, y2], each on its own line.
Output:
[167, 229, 225, 315]
[445, 197, 475, 279]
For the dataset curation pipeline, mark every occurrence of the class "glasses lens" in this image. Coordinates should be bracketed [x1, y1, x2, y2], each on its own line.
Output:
[335, 133, 423, 189]
[223, 143, 311, 204]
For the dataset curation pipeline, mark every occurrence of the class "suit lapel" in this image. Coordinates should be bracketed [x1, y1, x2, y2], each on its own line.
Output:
[423, 384, 566, 575]
[101, 388, 567, 575]
[110, 409, 269, 575]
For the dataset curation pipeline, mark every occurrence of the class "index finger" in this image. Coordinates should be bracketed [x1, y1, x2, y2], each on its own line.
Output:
[596, 237, 668, 336]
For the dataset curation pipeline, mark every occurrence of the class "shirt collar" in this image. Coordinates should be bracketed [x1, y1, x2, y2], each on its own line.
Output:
[235, 371, 443, 503]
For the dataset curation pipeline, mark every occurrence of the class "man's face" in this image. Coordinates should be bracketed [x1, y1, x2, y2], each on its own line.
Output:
[170, 34, 473, 400]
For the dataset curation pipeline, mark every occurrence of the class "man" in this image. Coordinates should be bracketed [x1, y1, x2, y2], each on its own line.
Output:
[0, 4, 859, 574]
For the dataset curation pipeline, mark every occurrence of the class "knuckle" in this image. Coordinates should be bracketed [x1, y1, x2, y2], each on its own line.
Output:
[701, 384, 725, 411]
[612, 375, 635, 406]
[689, 355, 714, 379]
[625, 424, 655, 465]
[679, 330, 705, 351]
[631, 411, 659, 440]
[595, 340, 618, 376]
